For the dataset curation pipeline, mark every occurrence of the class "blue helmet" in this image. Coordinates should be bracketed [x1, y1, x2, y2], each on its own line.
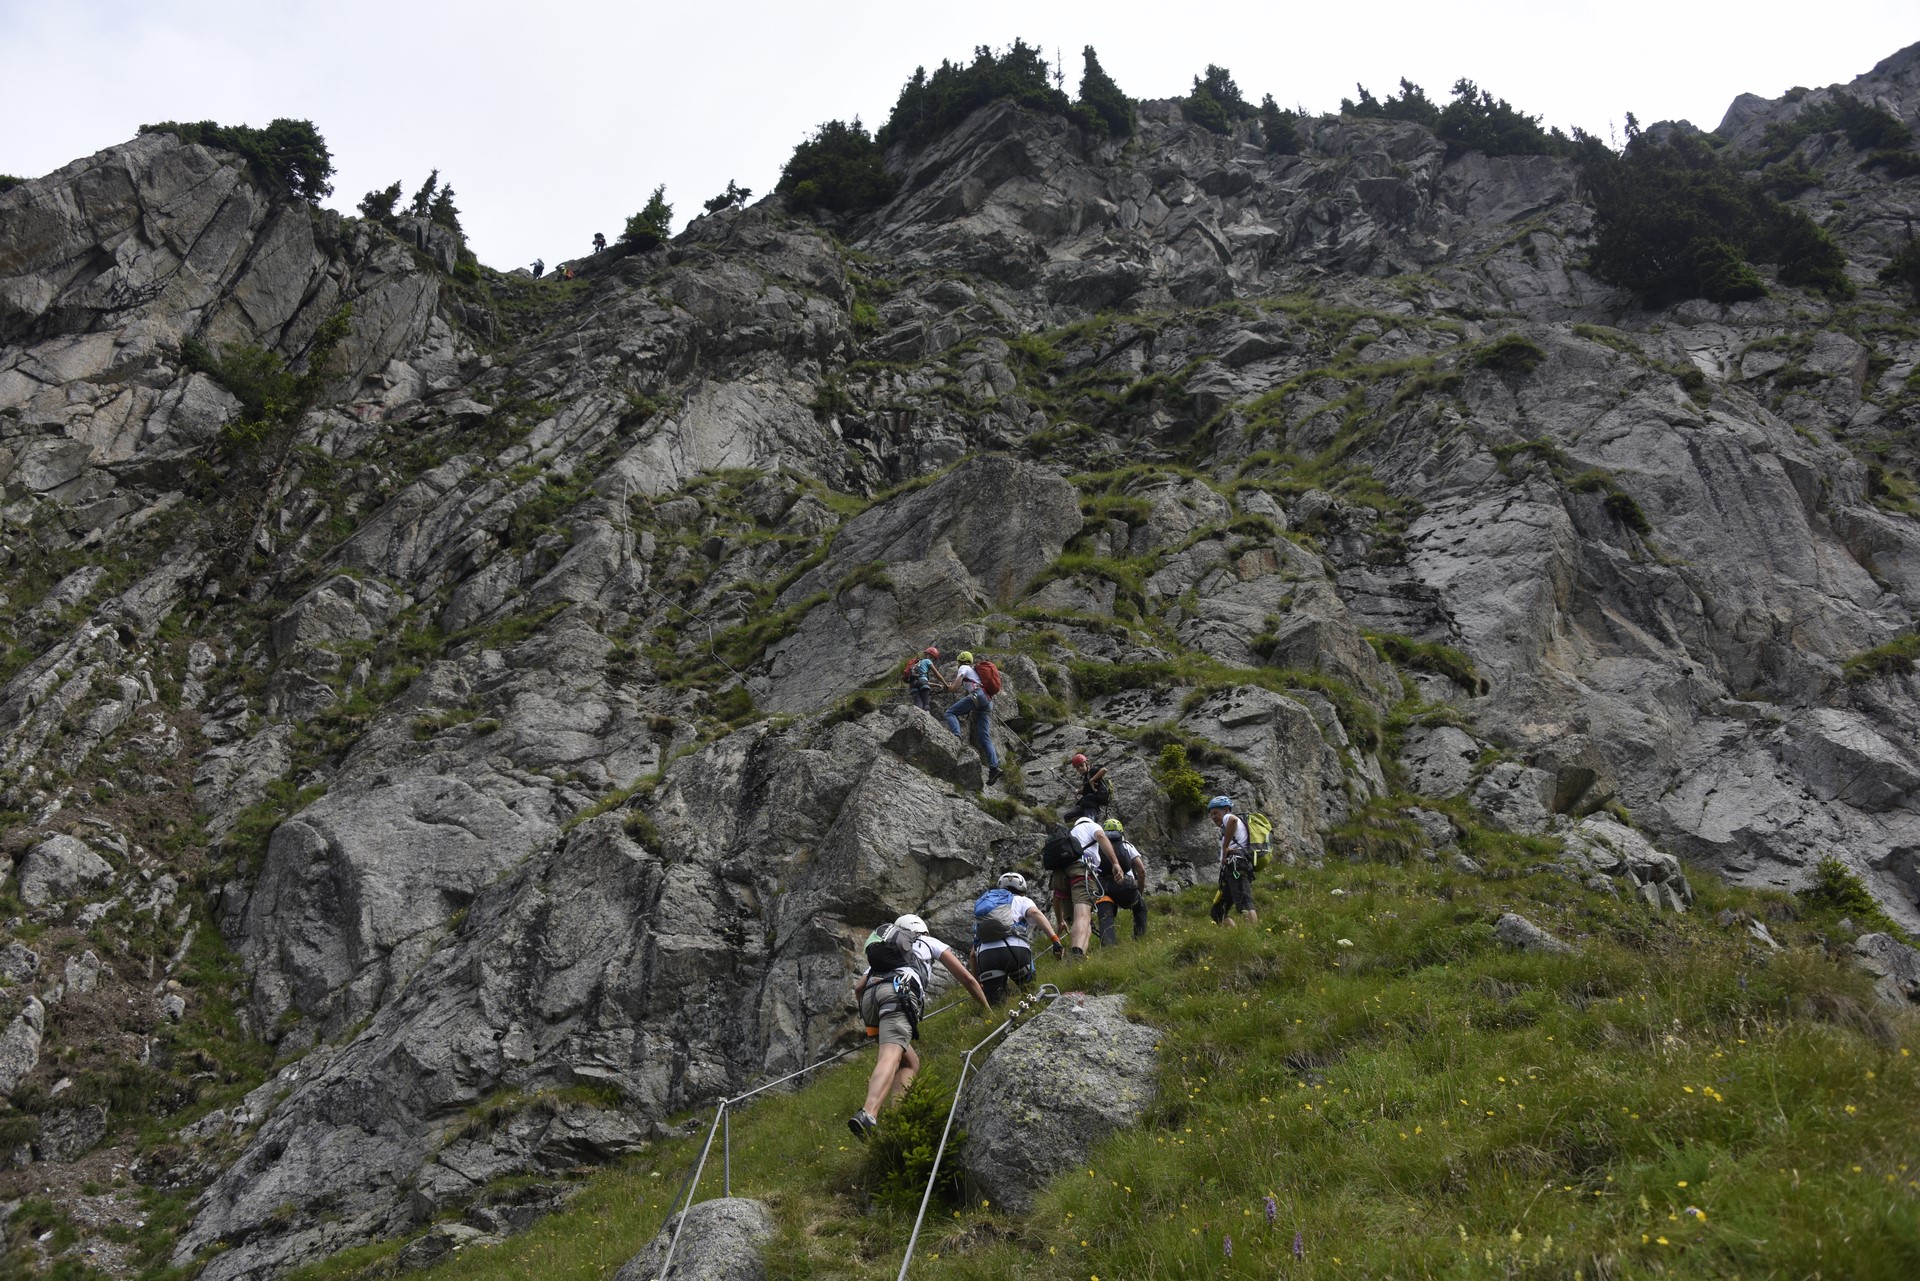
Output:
[1208, 795, 1233, 811]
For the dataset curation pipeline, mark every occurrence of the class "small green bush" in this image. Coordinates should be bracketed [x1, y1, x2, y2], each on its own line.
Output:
[1259, 94, 1302, 155]
[858, 1066, 965, 1213]
[1842, 632, 1920, 682]
[1436, 79, 1571, 157]
[1472, 333, 1547, 374]
[620, 184, 673, 250]
[0, 174, 26, 193]
[1865, 149, 1920, 178]
[357, 180, 402, 224]
[701, 180, 753, 214]
[1798, 856, 1882, 918]
[1576, 122, 1853, 306]
[1153, 742, 1208, 813]
[1879, 239, 1920, 303]
[1186, 64, 1253, 135]
[777, 119, 897, 215]
[879, 40, 1068, 152]
[1075, 46, 1133, 139]
[1758, 92, 1912, 163]
[1341, 78, 1440, 125]
[139, 118, 333, 201]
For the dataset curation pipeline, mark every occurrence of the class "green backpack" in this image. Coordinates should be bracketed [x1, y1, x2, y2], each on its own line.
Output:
[1247, 812, 1274, 868]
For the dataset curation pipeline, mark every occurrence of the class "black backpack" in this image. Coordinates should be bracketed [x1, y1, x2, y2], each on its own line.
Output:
[865, 922, 922, 976]
[1040, 824, 1082, 871]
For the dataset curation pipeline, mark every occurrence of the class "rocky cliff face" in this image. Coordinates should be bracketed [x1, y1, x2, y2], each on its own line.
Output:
[3, 43, 1919, 1279]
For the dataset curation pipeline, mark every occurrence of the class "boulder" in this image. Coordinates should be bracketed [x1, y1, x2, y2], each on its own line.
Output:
[612, 1197, 776, 1281]
[1472, 762, 1555, 833]
[0, 942, 38, 985]
[1401, 726, 1481, 799]
[16, 834, 114, 907]
[1852, 933, 1920, 1007]
[957, 994, 1158, 1213]
[0, 997, 44, 1093]
[1493, 913, 1574, 955]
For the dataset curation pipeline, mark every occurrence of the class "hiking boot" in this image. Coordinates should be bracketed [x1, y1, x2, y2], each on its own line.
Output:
[986, 766, 1003, 786]
[848, 1110, 877, 1142]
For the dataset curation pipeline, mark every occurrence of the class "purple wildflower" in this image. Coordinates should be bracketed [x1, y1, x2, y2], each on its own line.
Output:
[1223, 1233, 1233, 1259]
[1264, 1195, 1278, 1227]
[1292, 1229, 1305, 1258]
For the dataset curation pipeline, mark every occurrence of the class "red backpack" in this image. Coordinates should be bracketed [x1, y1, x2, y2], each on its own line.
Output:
[974, 659, 1003, 698]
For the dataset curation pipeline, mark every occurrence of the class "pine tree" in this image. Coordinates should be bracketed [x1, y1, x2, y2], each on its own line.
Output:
[1077, 46, 1132, 139]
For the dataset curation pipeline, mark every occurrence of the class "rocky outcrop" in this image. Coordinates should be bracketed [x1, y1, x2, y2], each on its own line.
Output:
[0, 997, 44, 1093]
[957, 994, 1158, 1213]
[14, 833, 113, 905]
[3, 38, 1919, 1280]
[1494, 913, 1575, 955]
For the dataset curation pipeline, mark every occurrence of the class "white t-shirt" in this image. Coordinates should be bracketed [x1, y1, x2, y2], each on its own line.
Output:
[1005, 893, 1039, 940]
[1071, 817, 1106, 871]
[954, 663, 982, 694]
[1219, 813, 1249, 864]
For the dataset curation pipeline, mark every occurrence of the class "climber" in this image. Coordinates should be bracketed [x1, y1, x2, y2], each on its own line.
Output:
[592, 231, 607, 253]
[968, 872, 1064, 1005]
[1068, 752, 1113, 820]
[850, 913, 991, 1140]
[531, 257, 544, 279]
[1095, 818, 1150, 946]
[1209, 796, 1258, 927]
[904, 645, 946, 713]
[1051, 808, 1124, 958]
[942, 650, 1003, 786]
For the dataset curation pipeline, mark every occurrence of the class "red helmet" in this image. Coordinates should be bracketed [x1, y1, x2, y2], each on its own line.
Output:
[924, 646, 940, 658]
[1070, 753, 1088, 768]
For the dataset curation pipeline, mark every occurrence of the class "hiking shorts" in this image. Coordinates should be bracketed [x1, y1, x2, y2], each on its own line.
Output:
[861, 982, 918, 1047]
[1052, 866, 1098, 910]
[1215, 856, 1255, 916]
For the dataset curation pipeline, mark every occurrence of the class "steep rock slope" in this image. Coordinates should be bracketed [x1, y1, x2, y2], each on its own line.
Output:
[0, 42, 1918, 1279]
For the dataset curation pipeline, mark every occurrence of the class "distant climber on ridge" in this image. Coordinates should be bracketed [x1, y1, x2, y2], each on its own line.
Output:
[592, 231, 607, 253]
[531, 257, 544, 278]
[1096, 817, 1150, 945]
[943, 650, 1004, 785]
[968, 871, 1064, 1004]
[903, 645, 946, 713]
[1068, 751, 1112, 820]
[850, 913, 991, 1140]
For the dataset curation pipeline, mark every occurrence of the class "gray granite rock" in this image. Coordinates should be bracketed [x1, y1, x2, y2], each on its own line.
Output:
[612, 1197, 775, 1281]
[957, 994, 1158, 1213]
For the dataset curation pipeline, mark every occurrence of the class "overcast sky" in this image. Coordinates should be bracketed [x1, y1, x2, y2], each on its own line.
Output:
[3, 1, 1914, 268]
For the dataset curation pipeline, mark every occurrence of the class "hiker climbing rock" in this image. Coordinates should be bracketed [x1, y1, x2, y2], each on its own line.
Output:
[942, 650, 1004, 785]
[849, 913, 991, 1140]
[592, 231, 607, 253]
[968, 872, 1063, 1005]
[1043, 809, 1124, 958]
[902, 645, 946, 713]
[1068, 752, 1112, 820]
[531, 257, 544, 278]
[1095, 818, 1150, 946]
[1209, 796, 1258, 927]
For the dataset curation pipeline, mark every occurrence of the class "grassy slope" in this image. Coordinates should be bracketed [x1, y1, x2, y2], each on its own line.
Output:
[291, 841, 1919, 1281]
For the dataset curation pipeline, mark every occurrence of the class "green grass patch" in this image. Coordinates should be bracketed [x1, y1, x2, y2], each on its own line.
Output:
[301, 863, 1920, 1281]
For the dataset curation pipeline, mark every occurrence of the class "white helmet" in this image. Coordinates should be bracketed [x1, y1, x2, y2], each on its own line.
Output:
[998, 871, 1027, 893]
[894, 913, 928, 934]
